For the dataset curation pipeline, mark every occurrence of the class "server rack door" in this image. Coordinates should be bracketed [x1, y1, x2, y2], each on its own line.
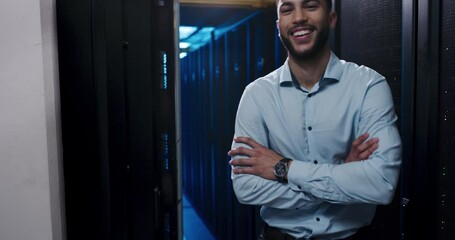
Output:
[437, 0, 455, 238]
[402, 0, 442, 239]
[337, 0, 403, 239]
[213, 34, 232, 240]
[56, 0, 180, 239]
[125, 0, 180, 238]
[57, 0, 117, 238]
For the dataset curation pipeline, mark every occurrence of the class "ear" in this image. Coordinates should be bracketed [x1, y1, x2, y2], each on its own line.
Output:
[276, 20, 281, 37]
[329, 11, 338, 29]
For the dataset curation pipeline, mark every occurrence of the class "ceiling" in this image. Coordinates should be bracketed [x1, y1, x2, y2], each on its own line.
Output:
[178, 0, 275, 56]
[180, 5, 258, 28]
[180, 0, 275, 27]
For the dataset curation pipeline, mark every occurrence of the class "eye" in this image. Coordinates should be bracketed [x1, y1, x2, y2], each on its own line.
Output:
[304, 1, 320, 10]
[280, 7, 293, 14]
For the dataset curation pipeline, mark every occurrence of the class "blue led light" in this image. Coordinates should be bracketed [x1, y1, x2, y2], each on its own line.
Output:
[161, 51, 168, 90]
[163, 133, 169, 171]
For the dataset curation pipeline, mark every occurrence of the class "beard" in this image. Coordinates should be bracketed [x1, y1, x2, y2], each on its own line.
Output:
[279, 24, 330, 61]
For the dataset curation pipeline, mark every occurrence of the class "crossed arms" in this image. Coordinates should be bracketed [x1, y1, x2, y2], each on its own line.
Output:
[228, 77, 402, 209]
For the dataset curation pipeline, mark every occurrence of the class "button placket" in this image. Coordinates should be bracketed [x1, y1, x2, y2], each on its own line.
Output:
[305, 93, 313, 133]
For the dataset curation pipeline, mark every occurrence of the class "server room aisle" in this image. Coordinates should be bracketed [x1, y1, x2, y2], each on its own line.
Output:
[183, 194, 216, 240]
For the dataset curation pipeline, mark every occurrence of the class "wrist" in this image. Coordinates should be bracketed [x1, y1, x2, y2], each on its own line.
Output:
[274, 158, 292, 182]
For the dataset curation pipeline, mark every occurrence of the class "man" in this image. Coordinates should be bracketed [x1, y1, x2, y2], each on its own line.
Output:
[228, 0, 402, 239]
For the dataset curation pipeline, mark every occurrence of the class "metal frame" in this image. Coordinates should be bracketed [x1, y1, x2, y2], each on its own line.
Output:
[174, 0, 183, 239]
[400, 0, 441, 239]
[400, 0, 416, 239]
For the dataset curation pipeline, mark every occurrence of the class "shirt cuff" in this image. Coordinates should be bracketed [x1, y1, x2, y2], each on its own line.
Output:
[287, 160, 315, 192]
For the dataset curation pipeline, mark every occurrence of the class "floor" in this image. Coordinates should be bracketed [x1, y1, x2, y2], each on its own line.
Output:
[183, 194, 216, 240]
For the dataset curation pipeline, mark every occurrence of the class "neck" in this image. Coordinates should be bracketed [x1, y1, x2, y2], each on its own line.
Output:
[288, 47, 331, 91]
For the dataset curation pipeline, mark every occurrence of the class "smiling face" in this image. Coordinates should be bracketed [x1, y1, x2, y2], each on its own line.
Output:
[276, 0, 337, 61]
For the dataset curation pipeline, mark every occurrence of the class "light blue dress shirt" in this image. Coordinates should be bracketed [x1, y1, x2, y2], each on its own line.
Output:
[231, 52, 402, 239]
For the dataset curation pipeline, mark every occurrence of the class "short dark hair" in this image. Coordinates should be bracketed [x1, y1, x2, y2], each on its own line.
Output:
[276, 0, 333, 11]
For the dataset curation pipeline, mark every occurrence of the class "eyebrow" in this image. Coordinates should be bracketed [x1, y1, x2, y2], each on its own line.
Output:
[303, 0, 321, 5]
[279, 0, 296, 8]
[280, 0, 321, 7]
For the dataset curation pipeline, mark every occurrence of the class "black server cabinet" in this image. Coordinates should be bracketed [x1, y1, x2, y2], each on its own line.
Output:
[401, 0, 455, 239]
[437, 0, 455, 238]
[56, 0, 180, 239]
[336, 0, 403, 239]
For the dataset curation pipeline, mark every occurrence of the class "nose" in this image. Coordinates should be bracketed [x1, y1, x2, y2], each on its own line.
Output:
[293, 8, 308, 24]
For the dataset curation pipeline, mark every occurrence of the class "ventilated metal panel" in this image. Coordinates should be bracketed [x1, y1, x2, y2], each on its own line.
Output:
[57, 0, 179, 238]
[338, 0, 402, 239]
[438, 0, 455, 239]
[339, 0, 402, 120]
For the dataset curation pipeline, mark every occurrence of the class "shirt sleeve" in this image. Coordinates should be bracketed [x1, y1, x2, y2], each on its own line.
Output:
[287, 77, 402, 205]
[231, 84, 323, 209]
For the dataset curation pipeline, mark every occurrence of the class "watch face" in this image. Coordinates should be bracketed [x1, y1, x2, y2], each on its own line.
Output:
[274, 162, 287, 177]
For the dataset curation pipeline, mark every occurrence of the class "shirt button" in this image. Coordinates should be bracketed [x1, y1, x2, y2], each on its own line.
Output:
[308, 126, 312, 131]
[298, 185, 302, 189]
[316, 217, 320, 221]
[313, 160, 318, 164]
[308, 93, 312, 97]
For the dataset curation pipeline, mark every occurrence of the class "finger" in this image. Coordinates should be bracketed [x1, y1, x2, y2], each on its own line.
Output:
[234, 137, 264, 149]
[359, 143, 378, 159]
[356, 137, 379, 152]
[352, 133, 369, 147]
[229, 157, 254, 167]
[228, 146, 256, 157]
[232, 167, 256, 175]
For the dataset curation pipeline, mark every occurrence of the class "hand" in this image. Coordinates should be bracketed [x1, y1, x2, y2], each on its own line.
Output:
[228, 137, 283, 180]
[345, 133, 379, 163]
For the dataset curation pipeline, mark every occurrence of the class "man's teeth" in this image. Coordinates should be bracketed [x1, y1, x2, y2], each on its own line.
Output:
[293, 30, 311, 37]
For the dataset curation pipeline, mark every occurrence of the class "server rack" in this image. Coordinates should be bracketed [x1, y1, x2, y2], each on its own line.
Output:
[337, 0, 403, 238]
[437, 0, 455, 238]
[56, 0, 181, 239]
[401, 0, 455, 239]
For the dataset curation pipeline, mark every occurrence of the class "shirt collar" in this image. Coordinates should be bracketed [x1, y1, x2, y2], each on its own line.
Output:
[279, 51, 343, 88]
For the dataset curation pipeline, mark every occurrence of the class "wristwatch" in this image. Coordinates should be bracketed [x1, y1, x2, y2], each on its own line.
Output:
[274, 158, 292, 182]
